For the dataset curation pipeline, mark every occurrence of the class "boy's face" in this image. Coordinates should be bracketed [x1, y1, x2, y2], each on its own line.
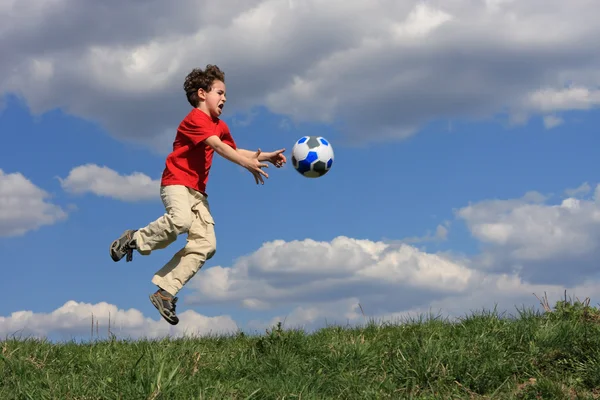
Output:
[199, 80, 226, 118]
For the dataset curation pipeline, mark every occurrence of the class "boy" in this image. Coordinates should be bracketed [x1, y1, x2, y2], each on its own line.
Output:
[109, 65, 286, 325]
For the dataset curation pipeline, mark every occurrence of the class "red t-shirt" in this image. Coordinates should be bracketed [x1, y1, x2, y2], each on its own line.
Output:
[161, 108, 236, 195]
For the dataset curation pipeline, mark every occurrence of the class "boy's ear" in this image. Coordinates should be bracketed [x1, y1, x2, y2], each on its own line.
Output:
[197, 88, 206, 100]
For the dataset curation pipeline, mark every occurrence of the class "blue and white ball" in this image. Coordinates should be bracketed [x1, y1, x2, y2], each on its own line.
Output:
[291, 136, 334, 178]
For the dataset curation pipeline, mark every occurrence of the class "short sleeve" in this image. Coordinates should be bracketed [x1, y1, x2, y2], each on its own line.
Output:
[178, 111, 219, 146]
[219, 122, 237, 150]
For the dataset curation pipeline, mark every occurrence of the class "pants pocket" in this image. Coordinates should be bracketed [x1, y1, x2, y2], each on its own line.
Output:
[192, 201, 215, 226]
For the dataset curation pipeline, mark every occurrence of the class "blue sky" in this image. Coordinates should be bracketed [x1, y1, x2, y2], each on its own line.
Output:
[2, 0, 600, 341]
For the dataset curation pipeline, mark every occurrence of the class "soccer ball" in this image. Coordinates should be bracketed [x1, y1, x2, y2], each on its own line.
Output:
[291, 136, 334, 178]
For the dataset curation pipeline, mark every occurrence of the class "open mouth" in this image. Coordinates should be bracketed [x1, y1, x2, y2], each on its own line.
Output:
[218, 104, 224, 110]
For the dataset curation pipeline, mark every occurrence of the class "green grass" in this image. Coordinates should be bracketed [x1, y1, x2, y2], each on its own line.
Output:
[3, 294, 600, 399]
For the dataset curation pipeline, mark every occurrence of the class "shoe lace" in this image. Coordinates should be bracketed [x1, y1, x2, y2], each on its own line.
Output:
[124, 245, 133, 262]
[121, 232, 136, 262]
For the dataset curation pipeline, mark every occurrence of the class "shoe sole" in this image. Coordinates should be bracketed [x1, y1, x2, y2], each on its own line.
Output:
[109, 230, 134, 262]
[149, 294, 179, 325]
[109, 239, 122, 262]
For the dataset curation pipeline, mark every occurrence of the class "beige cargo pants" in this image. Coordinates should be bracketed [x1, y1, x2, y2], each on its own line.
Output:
[132, 184, 216, 296]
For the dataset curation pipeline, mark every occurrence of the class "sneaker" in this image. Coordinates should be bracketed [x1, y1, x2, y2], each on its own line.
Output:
[109, 229, 137, 262]
[149, 291, 179, 325]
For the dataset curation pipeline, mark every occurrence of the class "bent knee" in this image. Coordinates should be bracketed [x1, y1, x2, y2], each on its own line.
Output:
[206, 239, 217, 260]
[169, 210, 193, 233]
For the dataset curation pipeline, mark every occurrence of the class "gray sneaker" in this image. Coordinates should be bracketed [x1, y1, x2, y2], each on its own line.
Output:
[109, 229, 137, 262]
[149, 291, 179, 325]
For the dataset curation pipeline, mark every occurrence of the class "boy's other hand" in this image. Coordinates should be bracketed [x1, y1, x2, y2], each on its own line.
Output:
[265, 148, 287, 168]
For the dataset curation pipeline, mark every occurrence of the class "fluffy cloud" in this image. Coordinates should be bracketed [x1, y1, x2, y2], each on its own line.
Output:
[181, 183, 600, 330]
[59, 164, 160, 202]
[456, 186, 600, 284]
[0, 300, 238, 341]
[185, 235, 476, 319]
[7, 182, 600, 337]
[0, 169, 67, 237]
[186, 228, 600, 326]
[527, 87, 600, 114]
[1, 0, 599, 151]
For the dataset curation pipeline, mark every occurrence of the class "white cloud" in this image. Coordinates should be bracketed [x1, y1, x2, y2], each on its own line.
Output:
[391, 3, 453, 38]
[183, 183, 600, 330]
[59, 164, 160, 202]
[527, 86, 600, 113]
[8, 181, 600, 336]
[457, 192, 595, 259]
[0, 300, 238, 341]
[456, 185, 600, 284]
[0, 169, 67, 237]
[186, 235, 476, 319]
[1, 0, 600, 150]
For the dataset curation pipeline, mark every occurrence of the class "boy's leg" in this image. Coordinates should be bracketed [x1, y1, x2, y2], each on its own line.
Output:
[109, 185, 193, 262]
[149, 192, 216, 325]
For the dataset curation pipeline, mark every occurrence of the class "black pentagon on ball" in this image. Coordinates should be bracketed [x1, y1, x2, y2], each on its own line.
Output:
[306, 136, 321, 149]
[297, 159, 312, 174]
[313, 160, 328, 175]
[292, 155, 298, 168]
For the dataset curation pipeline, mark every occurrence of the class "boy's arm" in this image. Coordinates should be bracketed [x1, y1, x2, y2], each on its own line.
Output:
[205, 135, 251, 166]
[237, 148, 269, 161]
[237, 148, 286, 167]
[204, 135, 269, 184]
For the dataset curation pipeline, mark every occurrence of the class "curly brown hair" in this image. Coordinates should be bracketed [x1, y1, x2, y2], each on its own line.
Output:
[183, 64, 225, 107]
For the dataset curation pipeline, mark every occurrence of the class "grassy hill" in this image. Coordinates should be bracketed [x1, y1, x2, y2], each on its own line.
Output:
[2, 293, 600, 399]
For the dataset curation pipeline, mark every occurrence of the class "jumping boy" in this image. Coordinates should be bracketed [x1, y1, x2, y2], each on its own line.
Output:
[109, 65, 286, 325]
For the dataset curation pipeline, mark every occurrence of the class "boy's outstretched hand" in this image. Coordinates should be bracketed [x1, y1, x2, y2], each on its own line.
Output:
[239, 148, 287, 185]
[264, 148, 287, 168]
[245, 149, 269, 185]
